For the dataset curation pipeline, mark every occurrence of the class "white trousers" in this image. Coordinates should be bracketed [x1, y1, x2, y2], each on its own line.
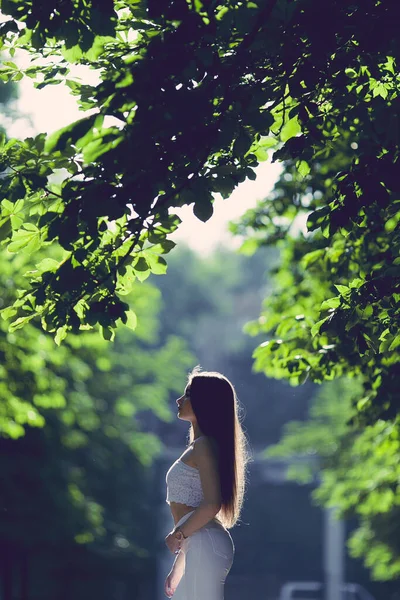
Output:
[172, 510, 235, 600]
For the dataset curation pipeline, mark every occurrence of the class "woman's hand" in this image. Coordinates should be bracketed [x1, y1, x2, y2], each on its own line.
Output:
[164, 551, 185, 598]
[165, 530, 182, 555]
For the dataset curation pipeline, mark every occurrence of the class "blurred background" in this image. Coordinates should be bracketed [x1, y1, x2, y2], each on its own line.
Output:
[0, 48, 399, 600]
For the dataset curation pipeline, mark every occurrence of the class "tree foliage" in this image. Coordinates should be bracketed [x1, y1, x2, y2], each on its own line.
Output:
[0, 0, 395, 347]
[0, 244, 193, 597]
[0, 245, 192, 441]
[0, 0, 399, 579]
[227, 0, 400, 419]
[221, 0, 400, 580]
[266, 378, 400, 581]
[230, 82, 400, 576]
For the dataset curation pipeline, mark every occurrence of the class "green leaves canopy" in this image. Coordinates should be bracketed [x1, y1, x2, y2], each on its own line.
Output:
[0, 246, 192, 443]
[265, 379, 400, 581]
[0, 1, 399, 574]
[0, 243, 193, 555]
[220, 0, 400, 581]
[0, 0, 395, 346]
[0, 0, 281, 339]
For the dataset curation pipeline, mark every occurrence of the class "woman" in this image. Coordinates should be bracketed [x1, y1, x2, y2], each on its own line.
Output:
[164, 367, 250, 599]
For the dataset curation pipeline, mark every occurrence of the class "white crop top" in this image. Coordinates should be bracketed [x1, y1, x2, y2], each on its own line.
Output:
[165, 441, 204, 507]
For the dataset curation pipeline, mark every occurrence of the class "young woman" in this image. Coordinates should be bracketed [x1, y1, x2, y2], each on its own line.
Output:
[164, 367, 250, 599]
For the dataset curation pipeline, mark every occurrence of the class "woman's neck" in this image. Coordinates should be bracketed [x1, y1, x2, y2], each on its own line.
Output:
[192, 423, 203, 440]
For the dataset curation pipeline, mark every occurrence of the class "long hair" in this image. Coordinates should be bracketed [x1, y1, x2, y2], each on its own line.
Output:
[187, 366, 251, 529]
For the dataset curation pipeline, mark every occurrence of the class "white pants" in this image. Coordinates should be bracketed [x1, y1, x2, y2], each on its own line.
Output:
[172, 510, 235, 600]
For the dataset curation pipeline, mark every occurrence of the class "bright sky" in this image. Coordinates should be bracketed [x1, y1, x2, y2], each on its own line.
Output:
[5, 50, 281, 254]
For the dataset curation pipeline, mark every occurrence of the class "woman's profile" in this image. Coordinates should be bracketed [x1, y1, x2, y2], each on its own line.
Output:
[164, 366, 250, 599]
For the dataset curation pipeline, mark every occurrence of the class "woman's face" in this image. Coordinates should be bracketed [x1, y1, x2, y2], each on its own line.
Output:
[176, 385, 196, 422]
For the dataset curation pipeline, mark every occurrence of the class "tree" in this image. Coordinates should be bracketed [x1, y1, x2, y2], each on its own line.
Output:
[0, 0, 399, 578]
[0, 0, 395, 362]
[0, 244, 192, 439]
[230, 104, 400, 577]
[0, 244, 194, 599]
[223, 0, 400, 578]
[265, 377, 400, 581]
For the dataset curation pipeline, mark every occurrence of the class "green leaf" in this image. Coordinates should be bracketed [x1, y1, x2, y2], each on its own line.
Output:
[144, 253, 167, 275]
[233, 130, 253, 158]
[311, 317, 329, 337]
[9, 313, 37, 332]
[297, 160, 310, 177]
[159, 239, 176, 254]
[101, 325, 115, 341]
[61, 44, 84, 63]
[8, 224, 41, 253]
[362, 305, 373, 318]
[345, 68, 358, 78]
[44, 114, 98, 153]
[372, 83, 388, 99]
[253, 147, 269, 161]
[1, 198, 25, 229]
[133, 256, 149, 272]
[334, 284, 350, 296]
[388, 335, 400, 351]
[35, 258, 60, 273]
[0, 305, 17, 321]
[280, 116, 301, 142]
[307, 206, 330, 232]
[117, 265, 136, 295]
[83, 134, 123, 163]
[135, 269, 151, 282]
[301, 249, 325, 268]
[193, 197, 214, 222]
[321, 297, 340, 310]
[125, 310, 137, 331]
[379, 335, 394, 353]
[54, 325, 68, 346]
[259, 136, 278, 150]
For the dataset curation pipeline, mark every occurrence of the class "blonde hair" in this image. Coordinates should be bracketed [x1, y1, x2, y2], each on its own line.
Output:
[187, 366, 251, 529]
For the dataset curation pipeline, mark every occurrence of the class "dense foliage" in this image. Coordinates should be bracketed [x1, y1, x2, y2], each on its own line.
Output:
[2, 240, 396, 598]
[230, 61, 400, 572]
[0, 244, 193, 599]
[0, 0, 395, 356]
[222, 0, 400, 579]
[265, 378, 400, 581]
[0, 245, 191, 440]
[0, 0, 399, 583]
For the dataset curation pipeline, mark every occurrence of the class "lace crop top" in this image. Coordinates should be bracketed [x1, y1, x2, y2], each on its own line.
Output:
[165, 448, 204, 507]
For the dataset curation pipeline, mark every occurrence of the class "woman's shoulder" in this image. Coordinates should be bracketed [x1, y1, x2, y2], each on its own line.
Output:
[193, 435, 211, 447]
[192, 435, 218, 459]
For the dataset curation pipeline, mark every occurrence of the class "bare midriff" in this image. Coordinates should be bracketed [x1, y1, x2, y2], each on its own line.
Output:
[169, 501, 197, 526]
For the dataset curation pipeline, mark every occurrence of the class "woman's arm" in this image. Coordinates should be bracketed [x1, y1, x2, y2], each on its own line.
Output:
[174, 436, 222, 538]
[171, 547, 185, 570]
